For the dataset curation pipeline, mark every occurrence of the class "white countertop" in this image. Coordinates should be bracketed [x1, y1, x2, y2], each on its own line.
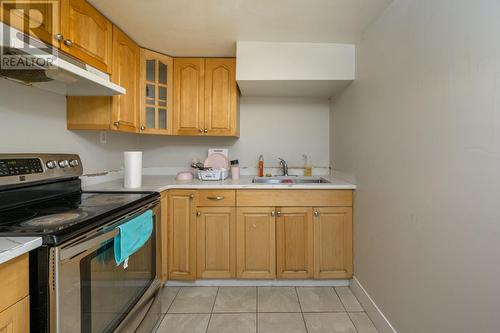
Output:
[0, 237, 42, 265]
[84, 175, 356, 192]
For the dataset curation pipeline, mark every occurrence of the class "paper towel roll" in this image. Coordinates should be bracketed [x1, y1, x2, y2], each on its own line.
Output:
[124, 151, 142, 188]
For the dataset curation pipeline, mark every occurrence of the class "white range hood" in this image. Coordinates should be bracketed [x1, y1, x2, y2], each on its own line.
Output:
[0, 22, 125, 96]
[236, 42, 355, 98]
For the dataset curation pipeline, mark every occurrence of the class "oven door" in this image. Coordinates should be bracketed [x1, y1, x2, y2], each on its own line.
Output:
[53, 200, 161, 333]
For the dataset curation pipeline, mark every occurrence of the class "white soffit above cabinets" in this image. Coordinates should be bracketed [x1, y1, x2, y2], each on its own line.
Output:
[236, 42, 355, 97]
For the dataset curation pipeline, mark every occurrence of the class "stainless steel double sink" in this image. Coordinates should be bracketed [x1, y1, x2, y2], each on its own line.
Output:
[252, 176, 331, 184]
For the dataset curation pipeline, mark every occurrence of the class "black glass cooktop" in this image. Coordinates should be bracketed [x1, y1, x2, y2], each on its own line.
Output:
[0, 191, 157, 245]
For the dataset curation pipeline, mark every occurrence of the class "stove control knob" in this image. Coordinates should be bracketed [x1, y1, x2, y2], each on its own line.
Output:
[58, 160, 69, 168]
[69, 159, 79, 167]
[46, 160, 58, 169]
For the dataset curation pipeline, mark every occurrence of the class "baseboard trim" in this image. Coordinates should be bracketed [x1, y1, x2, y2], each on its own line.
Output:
[165, 279, 350, 287]
[350, 276, 398, 333]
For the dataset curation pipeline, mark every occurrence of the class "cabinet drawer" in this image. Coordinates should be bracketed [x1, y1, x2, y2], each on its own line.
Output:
[197, 190, 236, 206]
[0, 297, 29, 333]
[0, 254, 29, 313]
[237, 190, 352, 207]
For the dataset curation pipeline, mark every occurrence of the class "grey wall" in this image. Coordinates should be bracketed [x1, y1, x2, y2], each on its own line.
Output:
[0, 79, 140, 174]
[142, 97, 330, 171]
[331, 0, 500, 332]
[0, 79, 330, 174]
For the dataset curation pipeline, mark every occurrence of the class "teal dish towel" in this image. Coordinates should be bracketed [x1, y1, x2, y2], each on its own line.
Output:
[114, 210, 153, 265]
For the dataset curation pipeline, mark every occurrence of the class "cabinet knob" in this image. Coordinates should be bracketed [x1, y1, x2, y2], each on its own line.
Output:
[54, 33, 64, 41]
[198, 129, 203, 133]
[314, 211, 319, 217]
[64, 39, 73, 47]
[271, 211, 275, 217]
[204, 129, 208, 133]
[113, 121, 120, 128]
[189, 194, 195, 199]
[196, 211, 201, 216]
[140, 125, 146, 131]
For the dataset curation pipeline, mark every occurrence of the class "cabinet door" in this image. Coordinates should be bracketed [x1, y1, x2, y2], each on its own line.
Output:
[204, 58, 239, 136]
[1, 0, 60, 47]
[168, 191, 197, 280]
[236, 207, 276, 279]
[173, 58, 205, 135]
[60, 0, 112, 73]
[276, 207, 313, 279]
[139, 49, 173, 135]
[313, 207, 353, 279]
[110, 25, 139, 133]
[197, 207, 235, 279]
[0, 297, 29, 333]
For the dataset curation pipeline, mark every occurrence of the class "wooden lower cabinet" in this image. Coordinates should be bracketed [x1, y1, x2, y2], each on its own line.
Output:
[276, 207, 314, 279]
[236, 207, 276, 279]
[313, 207, 353, 279]
[159, 192, 168, 282]
[0, 253, 30, 333]
[0, 297, 29, 333]
[164, 190, 353, 281]
[167, 190, 197, 280]
[196, 207, 236, 278]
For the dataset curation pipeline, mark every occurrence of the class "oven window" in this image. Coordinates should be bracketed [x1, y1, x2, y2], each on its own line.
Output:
[79, 227, 155, 333]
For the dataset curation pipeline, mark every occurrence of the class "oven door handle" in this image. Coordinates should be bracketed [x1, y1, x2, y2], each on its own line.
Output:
[59, 200, 159, 262]
[60, 228, 118, 261]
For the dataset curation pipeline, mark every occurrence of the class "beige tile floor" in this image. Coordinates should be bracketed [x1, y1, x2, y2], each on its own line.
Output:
[156, 286, 379, 333]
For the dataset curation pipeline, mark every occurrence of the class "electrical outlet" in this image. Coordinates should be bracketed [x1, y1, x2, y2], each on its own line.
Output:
[99, 131, 107, 144]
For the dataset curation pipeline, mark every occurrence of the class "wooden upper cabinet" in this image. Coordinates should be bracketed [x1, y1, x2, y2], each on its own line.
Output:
[168, 190, 197, 280]
[110, 25, 139, 133]
[173, 58, 239, 137]
[173, 58, 205, 135]
[204, 58, 239, 136]
[139, 49, 173, 135]
[276, 207, 314, 279]
[197, 207, 236, 279]
[313, 207, 353, 279]
[60, 0, 112, 73]
[66, 26, 139, 132]
[236, 207, 276, 279]
[0, 0, 60, 47]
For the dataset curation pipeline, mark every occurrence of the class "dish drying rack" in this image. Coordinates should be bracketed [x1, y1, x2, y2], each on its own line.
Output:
[192, 149, 230, 181]
[197, 168, 229, 181]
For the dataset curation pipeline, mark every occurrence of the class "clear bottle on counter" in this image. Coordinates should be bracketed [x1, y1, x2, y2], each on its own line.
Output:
[303, 153, 313, 176]
[231, 160, 240, 180]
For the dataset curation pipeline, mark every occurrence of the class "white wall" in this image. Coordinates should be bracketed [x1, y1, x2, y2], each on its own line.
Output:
[0, 79, 330, 175]
[331, 0, 500, 332]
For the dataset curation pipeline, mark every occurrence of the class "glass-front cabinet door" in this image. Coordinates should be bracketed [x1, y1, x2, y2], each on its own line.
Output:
[139, 49, 173, 135]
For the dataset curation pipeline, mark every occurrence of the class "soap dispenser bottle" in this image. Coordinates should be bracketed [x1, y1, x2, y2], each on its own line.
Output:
[258, 155, 264, 177]
[303, 153, 312, 176]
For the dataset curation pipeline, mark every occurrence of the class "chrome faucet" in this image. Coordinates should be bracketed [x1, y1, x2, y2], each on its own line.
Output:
[278, 158, 289, 176]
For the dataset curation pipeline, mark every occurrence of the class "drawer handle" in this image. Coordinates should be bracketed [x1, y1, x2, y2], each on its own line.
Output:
[207, 196, 224, 201]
